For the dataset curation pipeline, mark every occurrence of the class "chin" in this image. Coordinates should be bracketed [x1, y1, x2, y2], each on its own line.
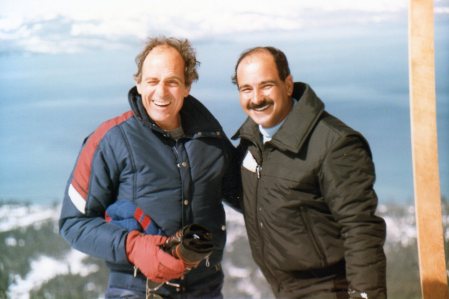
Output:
[249, 113, 261, 121]
[251, 116, 271, 127]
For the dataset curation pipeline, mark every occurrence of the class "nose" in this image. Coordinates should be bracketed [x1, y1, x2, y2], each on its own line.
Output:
[252, 89, 264, 104]
[155, 83, 167, 98]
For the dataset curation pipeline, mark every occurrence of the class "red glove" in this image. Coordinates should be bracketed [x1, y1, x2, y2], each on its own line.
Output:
[126, 231, 186, 283]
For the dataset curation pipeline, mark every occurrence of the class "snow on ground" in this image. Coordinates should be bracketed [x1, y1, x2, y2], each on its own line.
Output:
[0, 201, 429, 298]
[223, 260, 251, 278]
[223, 259, 266, 299]
[0, 204, 59, 232]
[7, 249, 98, 299]
[0, 203, 100, 298]
[224, 205, 246, 245]
[378, 205, 417, 247]
[384, 214, 417, 247]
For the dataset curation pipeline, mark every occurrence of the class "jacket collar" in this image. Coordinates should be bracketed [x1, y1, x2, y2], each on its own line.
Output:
[233, 82, 325, 153]
[128, 86, 224, 138]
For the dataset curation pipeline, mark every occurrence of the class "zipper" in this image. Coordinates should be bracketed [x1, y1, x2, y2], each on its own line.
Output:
[256, 165, 262, 179]
[253, 147, 280, 290]
[172, 143, 186, 227]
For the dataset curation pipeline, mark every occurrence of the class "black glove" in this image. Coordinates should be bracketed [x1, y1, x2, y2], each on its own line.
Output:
[162, 224, 214, 270]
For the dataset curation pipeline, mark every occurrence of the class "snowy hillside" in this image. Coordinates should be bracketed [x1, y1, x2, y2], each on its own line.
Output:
[0, 201, 445, 299]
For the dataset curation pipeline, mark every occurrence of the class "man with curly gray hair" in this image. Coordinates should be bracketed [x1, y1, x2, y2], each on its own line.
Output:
[134, 37, 199, 87]
[59, 36, 241, 298]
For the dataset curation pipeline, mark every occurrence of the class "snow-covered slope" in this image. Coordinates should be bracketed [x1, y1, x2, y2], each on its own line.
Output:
[0, 201, 431, 299]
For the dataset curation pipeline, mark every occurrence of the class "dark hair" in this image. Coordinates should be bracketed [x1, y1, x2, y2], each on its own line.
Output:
[231, 46, 291, 86]
[134, 36, 200, 87]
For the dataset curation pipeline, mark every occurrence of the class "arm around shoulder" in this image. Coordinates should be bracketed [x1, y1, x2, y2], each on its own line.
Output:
[221, 137, 244, 213]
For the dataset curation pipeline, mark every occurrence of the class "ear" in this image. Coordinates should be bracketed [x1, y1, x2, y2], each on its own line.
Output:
[183, 85, 191, 98]
[135, 80, 142, 95]
[285, 75, 294, 96]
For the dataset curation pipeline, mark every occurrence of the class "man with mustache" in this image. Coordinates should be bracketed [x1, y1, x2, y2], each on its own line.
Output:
[59, 36, 240, 298]
[231, 47, 387, 298]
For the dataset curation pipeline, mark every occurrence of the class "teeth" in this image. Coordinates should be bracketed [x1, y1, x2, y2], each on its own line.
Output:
[153, 100, 170, 107]
[254, 104, 270, 111]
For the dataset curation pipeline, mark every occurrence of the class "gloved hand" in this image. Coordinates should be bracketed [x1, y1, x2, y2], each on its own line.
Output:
[126, 231, 186, 283]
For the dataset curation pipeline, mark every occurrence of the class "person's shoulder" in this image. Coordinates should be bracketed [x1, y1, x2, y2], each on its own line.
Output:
[97, 110, 135, 133]
[310, 111, 370, 153]
[318, 111, 359, 138]
[84, 110, 135, 147]
[316, 112, 372, 155]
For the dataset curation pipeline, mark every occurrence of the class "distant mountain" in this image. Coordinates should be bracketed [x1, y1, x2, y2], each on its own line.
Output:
[1, 200, 447, 299]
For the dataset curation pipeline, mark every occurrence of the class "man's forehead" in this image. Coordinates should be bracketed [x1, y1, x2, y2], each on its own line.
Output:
[152, 44, 175, 52]
[238, 52, 276, 72]
[239, 53, 275, 72]
[144, 45, 183, 62]
[140, 48, 186, 82]
[242, 49, 273, 63]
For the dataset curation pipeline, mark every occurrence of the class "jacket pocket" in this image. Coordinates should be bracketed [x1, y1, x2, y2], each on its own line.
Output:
[262, 204, 328, 272]
[299, 206, 328, 267]
[299, 206, 345, 267]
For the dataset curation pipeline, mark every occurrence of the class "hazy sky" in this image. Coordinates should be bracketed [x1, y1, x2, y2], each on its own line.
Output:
[1, 0, 448, 54]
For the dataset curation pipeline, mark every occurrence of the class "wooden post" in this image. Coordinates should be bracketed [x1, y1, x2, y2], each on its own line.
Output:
[408, 0, 449, 298]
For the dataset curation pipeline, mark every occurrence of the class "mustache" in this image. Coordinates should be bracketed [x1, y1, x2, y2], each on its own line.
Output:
[247, 98, 274, 110]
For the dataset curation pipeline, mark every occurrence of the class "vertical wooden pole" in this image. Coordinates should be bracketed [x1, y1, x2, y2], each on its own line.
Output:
[409, 0, 449, 298]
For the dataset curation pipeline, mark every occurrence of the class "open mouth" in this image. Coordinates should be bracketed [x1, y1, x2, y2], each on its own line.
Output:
[253, 104, 271, 112]
[248, 99, 274, 112]
[152, 99, 171, 107]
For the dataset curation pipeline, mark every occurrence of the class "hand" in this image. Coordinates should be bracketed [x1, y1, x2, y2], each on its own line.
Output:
[126, 231, 186, 283]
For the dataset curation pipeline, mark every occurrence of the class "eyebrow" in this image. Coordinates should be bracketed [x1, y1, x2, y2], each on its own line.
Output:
[238, 83, 252, 90]
[143, 75, 185, 83]
[165, 76, 184, 82]
[239, 80, 277, 89]
[259, 80, 277, 85]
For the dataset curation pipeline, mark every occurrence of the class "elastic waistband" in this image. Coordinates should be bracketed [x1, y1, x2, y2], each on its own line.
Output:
[108, 271, 147, 292]
[293, 259, 346, 280]
[108, 263, 223, 293]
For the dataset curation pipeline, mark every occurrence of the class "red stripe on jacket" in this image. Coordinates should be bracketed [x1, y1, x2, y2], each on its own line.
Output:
[71, 110, 134, 200]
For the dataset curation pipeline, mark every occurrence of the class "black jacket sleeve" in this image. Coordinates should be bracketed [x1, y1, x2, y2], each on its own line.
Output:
[221, 137, 243, 213]
[320, 134, 387, 298]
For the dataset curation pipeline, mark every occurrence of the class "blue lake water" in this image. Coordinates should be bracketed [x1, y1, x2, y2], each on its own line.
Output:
[0, 20, 447, 204]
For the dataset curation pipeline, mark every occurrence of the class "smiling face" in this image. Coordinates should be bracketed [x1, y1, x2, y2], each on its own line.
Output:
[136, 45, 190, 130]
[236, 50, 294, 128]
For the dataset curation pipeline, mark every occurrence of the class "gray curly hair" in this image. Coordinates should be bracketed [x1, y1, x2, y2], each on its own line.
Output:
[134, 36, 200, 87]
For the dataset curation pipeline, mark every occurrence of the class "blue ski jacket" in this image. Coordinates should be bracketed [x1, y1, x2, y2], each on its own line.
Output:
[59, 87, 241, 294]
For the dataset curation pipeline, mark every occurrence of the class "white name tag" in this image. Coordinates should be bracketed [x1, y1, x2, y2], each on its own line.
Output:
[242, 151, 258, 173]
